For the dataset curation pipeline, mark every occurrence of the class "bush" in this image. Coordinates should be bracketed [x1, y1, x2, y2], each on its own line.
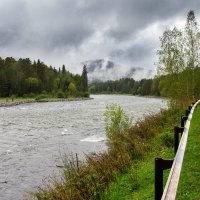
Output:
[28, 93, 36, 98]
[56, 90, 65, 98]
[104, 104, 132, 140]
[41, 90, 47, 95]
[10, 94, 16, 101]
[83, 92, 90, 97]
[35, 94, 48, 101]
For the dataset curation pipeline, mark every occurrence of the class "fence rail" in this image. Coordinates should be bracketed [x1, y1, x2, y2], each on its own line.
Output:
[155, 100, 200, 200]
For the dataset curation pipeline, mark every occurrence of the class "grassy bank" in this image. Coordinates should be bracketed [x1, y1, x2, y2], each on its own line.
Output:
[103, 107, 183, 199]
[31, 102, 186, 200]
[0, 97, 91, 107]
[103, 131, 174, 199]
[176, 105, 200, 200]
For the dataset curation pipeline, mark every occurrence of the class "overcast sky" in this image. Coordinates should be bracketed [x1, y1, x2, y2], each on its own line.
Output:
[0, 0, 200, 79]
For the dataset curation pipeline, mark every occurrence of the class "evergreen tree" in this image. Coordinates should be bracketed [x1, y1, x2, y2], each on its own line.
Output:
[81, 65, 88, 92]
[62, 65, 66, 74]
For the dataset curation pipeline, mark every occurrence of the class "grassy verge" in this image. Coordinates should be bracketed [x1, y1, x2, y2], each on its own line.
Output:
[103, 136, 174, 200]
[176, 105, 200, 200]
[103, 113, 180, 199]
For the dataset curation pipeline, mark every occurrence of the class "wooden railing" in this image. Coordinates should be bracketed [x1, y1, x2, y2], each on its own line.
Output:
[155, 100, 200, 200]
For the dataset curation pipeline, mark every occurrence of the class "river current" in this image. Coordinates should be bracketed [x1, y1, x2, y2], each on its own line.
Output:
[0, 95, 167, 200]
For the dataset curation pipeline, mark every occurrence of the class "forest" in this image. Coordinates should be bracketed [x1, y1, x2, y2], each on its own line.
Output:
[0, 57, 89, 98]
[89, 78, 160, 96]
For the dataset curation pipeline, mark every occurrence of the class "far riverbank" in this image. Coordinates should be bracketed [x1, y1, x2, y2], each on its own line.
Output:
[0, 97, 92, 107]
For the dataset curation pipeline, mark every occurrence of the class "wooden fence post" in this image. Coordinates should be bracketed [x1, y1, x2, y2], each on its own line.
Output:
[155, 158, 174, 200]
[174, 126, 184, 154]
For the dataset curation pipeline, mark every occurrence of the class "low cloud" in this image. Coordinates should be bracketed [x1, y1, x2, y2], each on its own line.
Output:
[84, 59, 153, 82]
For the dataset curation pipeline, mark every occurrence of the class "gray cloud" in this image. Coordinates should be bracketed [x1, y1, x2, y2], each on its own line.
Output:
[84, 59, 115, 73]
[84, 59, 153, 82]
[0, 0, 199, 80]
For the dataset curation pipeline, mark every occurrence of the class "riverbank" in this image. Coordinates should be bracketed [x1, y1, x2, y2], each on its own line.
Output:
[90, 93, 167, 100]
[0, 97, 92, 107]
[32, 103, 184, 200]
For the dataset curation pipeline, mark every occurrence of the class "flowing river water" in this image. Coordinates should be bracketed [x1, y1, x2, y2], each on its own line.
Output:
[0, 95, 167, 200]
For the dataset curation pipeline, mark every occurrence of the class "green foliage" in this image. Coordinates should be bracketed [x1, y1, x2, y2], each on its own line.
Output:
[35, 94, 48, 101]
[83, 92, 90, 97]
[104, 104, 132, 140]
[81, 65, 88, 92]
[0, 57, 89, 98]
[25, 77, 40, 93]
[56, 90, 65, 98]
[157, 10, 200, 101]
[10, 94, 16, 101]
[89, 78, 160, 96]
[68, 82, 77, 96]
[104, 107, 183, 200]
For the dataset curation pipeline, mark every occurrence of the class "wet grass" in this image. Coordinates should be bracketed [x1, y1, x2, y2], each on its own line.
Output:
[31, 104, 185, 200]
[102, 129, 174, 199]
[176, 105, 200, 200]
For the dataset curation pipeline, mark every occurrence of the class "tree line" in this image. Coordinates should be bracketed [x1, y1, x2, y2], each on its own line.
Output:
[89, 78, 160, 96]
[0, 57, 89, 98]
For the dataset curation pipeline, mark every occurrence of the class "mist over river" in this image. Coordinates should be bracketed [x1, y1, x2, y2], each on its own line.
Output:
[0, 95, 167, 200]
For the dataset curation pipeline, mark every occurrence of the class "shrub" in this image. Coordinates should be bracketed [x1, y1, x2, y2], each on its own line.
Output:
[28, 93, 36, 98]
[35, 94, 48, 101]
[41, 90, 47, 95]
[10, 94, 16, 101]
[56, 90, 65, 98]
[104, 104, 132, 140]
[83, 92, 90, 97]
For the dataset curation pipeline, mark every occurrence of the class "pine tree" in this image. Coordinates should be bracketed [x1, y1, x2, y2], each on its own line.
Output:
[81, 65, 88, 92]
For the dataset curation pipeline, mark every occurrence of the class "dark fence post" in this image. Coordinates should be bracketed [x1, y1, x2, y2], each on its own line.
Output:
[181, 116, 187, 127]
[174, 126, 184, 154]
[155, 158, 174, 200]
[186, 109, 190, 117]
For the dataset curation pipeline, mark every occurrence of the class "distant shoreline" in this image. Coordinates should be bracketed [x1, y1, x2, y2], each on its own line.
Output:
[0, 97, 92, 107]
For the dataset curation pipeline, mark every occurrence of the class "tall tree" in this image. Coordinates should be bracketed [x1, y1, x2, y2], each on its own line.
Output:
[157, 10, 200, 101]
[184, 10, 200, 97]
[184, 10, 200, 68]
[81, 65, 88, 92]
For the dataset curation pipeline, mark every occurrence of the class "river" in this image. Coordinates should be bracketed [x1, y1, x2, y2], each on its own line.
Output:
[0, 95, 167, 200]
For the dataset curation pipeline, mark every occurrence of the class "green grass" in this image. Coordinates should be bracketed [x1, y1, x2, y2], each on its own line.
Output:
[176, 105, 200, 200]
[103, 130, 174, 200]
